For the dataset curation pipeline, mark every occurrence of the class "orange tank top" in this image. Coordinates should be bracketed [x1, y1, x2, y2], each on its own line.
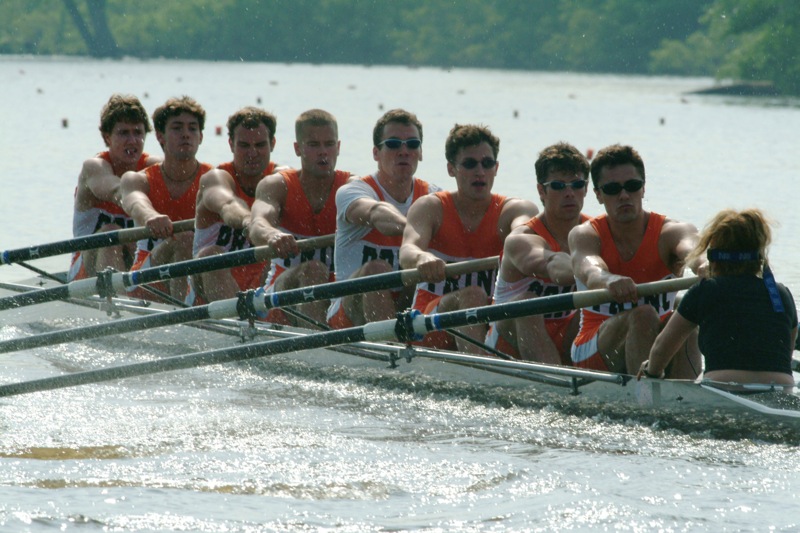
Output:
[145, 162, 213, 220]
[410, 191, 505, 312]
[279, 169, 350, 236]
[574, 212, 676, 341]
[428, 191, 506, 258]
[217, 161, 277, 208]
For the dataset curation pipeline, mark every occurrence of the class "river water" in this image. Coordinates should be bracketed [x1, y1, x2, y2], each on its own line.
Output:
[1, 56, 800, 531]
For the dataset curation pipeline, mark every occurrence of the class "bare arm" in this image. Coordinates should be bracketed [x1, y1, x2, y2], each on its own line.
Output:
[503, 229, 574, 285]
[661, 219, 705, 276]
[248, 172, 298, 258]
[345, 196, 408, 236]
[120, 169, 173, 239]
[83, 157, 120, 202]
[569, 222, 638, 303]
[497, 198, 539, 239]
[641, 311, 696, 378]
[195, 169, 250, 229]
[399, 195, 444, 281]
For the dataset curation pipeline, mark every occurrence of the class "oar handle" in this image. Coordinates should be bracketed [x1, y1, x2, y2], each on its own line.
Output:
[573, 276, 699, 309]
[0, 219, 196, 265]
[117, 219, 196, 244]
[251, 234, 335, 263]
[398, 256, 499, 286]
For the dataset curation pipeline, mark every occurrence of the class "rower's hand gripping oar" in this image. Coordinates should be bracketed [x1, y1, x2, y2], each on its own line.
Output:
[0, 219, 195, 265]
[0, 256, 498, 355]
[0, 276, 697, 398]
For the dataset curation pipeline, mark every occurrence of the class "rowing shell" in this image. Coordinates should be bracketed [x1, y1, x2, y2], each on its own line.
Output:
[2, 277, 799, 441]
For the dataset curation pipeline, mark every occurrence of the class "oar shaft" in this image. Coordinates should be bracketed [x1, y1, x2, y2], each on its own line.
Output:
[0, 326, 367, 398]
[0, 220, 195, 265]
[0, 307, 209, 354]
[0, 285, 71, 311]
[264, 256, 498, 309]
[401, 276, 700, 338]
[126, 234, 334, 286]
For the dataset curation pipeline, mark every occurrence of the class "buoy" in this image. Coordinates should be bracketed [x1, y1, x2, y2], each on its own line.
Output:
[378, 103, 384, 111]
[513, 110, 519, 118]
[62, 118, 69, 128]
[659, 117, 665, 125]
[256, 97, 262, 104]
[586, 148, 594, 160]
[215, 126, 222, 136]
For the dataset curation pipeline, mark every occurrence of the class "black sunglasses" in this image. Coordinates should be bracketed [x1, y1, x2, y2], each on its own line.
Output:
[597, 179, 644, 195]
[542, 179, 587, 191]
[460, 157, 497, 170]
[379, 138, 422, 150]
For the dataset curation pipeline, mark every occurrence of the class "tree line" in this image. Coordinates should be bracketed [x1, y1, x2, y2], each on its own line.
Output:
[2, 0, 798, 95]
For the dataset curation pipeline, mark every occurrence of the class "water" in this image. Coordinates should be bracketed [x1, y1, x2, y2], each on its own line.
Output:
[1, 56, 800, 531]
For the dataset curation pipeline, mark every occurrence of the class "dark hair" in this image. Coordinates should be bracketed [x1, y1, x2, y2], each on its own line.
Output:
[372, 108, 423, 147]
[589, 144, 645, 188]
[152, 95, 206, 133]
[227, 106, 277, 141]
[295, 108, 338, 141]
[444, 124, 499, 163]
[534, 142, 589, 183]
[99, 93, 151, 136]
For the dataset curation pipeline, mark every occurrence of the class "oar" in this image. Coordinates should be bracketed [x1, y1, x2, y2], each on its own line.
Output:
[0, 276, 696, 397]
[0, 234, 334, 311]
[0, 257, 498, 354]
[0, 220, 196, 265]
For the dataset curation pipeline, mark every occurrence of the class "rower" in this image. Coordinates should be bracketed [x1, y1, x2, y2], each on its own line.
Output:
[69, 94, 161, 282]
[485, 142, 590, 365]
[326, 109, 441, 328]
[120, 96, 212, 302]
[187, 106, 289, 305]
[247, 109, 351, 327]
[399, 123, 538, 353]
[569, 144, 705, 377]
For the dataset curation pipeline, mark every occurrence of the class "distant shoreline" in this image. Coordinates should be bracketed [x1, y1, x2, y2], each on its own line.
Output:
[688, 81, 780, 97]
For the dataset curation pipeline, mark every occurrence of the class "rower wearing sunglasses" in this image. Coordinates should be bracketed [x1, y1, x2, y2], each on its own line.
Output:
[327, 109, 441, 328]
[485, 142, 590, 365]
[568, 144, 706, 377]
[399, 124, 538, 354]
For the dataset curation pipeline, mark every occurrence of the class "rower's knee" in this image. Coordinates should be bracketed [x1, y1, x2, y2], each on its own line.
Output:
[295, 260, 330, 286]
[455, 285, 489, 309]
[627, 304, 660, 332]
[357, 259, 393, 278]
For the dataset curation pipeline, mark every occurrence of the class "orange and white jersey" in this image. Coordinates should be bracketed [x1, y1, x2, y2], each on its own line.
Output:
[263, 168, 350, 288]
[573, 212, 676, 346]
[192, 161, 276, 256]
[72, 151, 150, 238]
[332, 173, 440, 281]
[410, 191, 505, 313]
[492, 214, 589, 321]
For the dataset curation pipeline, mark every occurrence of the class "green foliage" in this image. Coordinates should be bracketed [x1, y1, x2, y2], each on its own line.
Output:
[2, 0, 799, 94]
